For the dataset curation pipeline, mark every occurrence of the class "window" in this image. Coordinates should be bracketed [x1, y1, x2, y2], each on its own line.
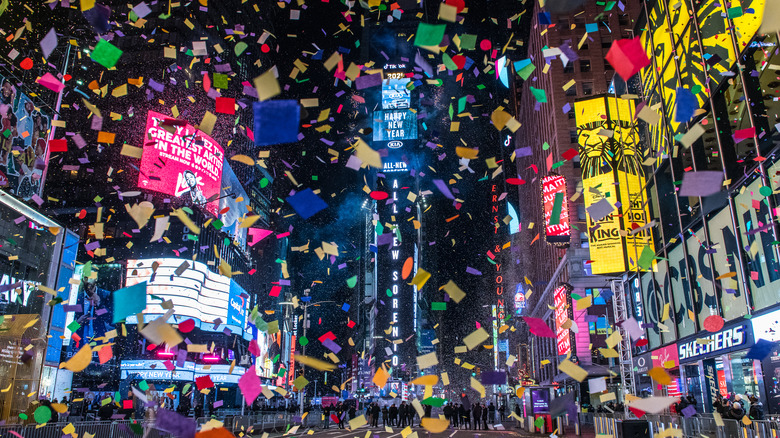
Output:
[558, 18, 570, 29]
[566, 86, 577, 96]
[577, 204, 587, 221]
[563, 62, 574, 73]
[570, 130, 578, 143]
[602, 41, 612, 49]
[568, 109, 576, 119]
[580, 60, 591, 72]
[582, 82, 594, 96]
[580, 43, 589, 50]
[618, 15, 629, 26]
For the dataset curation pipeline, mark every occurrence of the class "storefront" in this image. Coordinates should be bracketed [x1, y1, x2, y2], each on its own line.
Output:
[750, 308, 780, 414]
[647, 320, 761, 413]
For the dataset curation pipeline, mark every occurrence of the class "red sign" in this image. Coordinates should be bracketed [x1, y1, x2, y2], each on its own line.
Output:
[138, 111, 224, 215]
[651, 343, 679, 369]
[542, 175, 570, 244]
[553, 286, 571, 356]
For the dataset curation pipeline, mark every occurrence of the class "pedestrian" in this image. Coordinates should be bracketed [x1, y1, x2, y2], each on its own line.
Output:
[424, 404, 432, 419]
[443, 403, 452, 425]
[371, 402, 380, 427]
[727, 402, 745, 421]
[482, 403, 488, 429]
[323, 405, 331, 429]
[382, 405, 388, 427]
[749, 395, 764, 420]
[488, 402, 496, 424]
[499, 403, 506, 422]
[400, 402, 408, 427]
[473, 402, 481, 430]
[389, 403, 398, 426]
[463, 404, 471, 429]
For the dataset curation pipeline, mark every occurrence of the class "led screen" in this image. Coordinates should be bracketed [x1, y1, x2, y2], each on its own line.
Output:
[138, 111, 225, 215]
[542, 175, 570, 244]
[125, 258, 247, 332]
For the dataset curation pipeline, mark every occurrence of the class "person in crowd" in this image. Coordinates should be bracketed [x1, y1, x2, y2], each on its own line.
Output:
[194, 403, 203, 418]
[452, 403, 459, 428]
[400, 402, 408, 427]
[371, 402, 380, 427]
[488, 402, 496, 424]
[462, 403, 471, 429]
[323, 404, 331, 429]
[473, 402, 481, 430]
[424, 403, 432, 419]
[41, 399, 59, 423]
[499, 403, 506, 422]
[389, 403, 398, 427]
[727, 402, 746, 421]
[97, 401, 115, 421]
[381, 405, 388, 427]
[443, 403, 452, 425]
[713, 395, 728, 415]
[482, 403, 488, 430]
[749, 395, 764, 420]
[337, 403, 345, 429]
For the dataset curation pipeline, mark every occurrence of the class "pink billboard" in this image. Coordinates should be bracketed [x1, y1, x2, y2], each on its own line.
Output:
[138, 111, 224, 215]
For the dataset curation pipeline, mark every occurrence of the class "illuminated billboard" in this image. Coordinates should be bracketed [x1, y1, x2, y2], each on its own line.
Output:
[120, 360, 246, 384]
[553, 286, 571, 357]
[125, 258, 247, 332]
[373, 110, 417, 148]
[541, 174, 570, 245]
[138, 111, 225, 215]
[0, 74, 52, 201]
[575, 95, 653, 275]
[382, 78, 411, 110]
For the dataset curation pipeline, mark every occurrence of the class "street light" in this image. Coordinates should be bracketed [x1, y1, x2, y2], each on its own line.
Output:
[290, 299, 338, 417]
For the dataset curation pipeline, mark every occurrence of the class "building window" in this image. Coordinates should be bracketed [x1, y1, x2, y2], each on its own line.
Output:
[580, 60, 591, 72]
[602, 41, 612, 49]
[563, 62, 574, 73]
[580, 43, 589, 50]
[570, 130, 578, 143]
[568, 109, 576, 119]
[577, 204, 587, 221]
[618, 15, 629, 26]
[566, 86, 577, 96]
[582, 82, 594, 95]
[558, 18, 570, 29]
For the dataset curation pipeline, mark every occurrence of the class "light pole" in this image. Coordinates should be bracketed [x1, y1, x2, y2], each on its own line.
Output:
[295, 299, 337, 417]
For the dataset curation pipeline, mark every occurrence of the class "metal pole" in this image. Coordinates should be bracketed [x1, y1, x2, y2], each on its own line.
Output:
[299, 303, 307, 417]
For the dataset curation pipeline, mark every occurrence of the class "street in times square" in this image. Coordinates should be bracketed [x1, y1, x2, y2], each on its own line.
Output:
[0, 0, 779, 437]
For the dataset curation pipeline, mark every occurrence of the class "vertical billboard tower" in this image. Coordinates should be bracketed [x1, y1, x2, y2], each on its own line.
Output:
[373, 62, 419, 385]
[574, 95, 653, 275]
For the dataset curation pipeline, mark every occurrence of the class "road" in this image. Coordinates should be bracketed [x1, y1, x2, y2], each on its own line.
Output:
[267, 424, 546, 438]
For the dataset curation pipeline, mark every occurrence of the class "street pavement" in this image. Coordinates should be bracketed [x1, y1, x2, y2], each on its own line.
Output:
[264, 424, 547, 438]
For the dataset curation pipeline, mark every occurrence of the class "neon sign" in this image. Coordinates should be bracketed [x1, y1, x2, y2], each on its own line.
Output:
[553, 286, 571, 356]
[542, 175, 571, 245]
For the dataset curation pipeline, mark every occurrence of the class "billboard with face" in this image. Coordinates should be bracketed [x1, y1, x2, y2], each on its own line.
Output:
[575, 95, 653, 275]
[138, 111, 224, 215]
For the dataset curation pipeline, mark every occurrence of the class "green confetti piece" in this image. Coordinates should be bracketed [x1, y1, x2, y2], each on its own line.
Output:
[458, 96, 467, 114]
[421, 397, 447, 407]
[549, 192, 563, 225]
[259, 177, 269, 188]
[442, 53, 458, 70]
[346, 276, 358, 288]
[91, 39, 123, 69]
[459, 33, 477, 50]
[139, 380, 149, 391]
[760, 186, 772, 197]
[638, 245, 656, 270]
[299, 336, 309, 346]
[19, 413, 28, 420]
[34, 406, 51, 424]
[235, 42, 248, 56]
[213, 73, 229, 89]
[431, 302, 447, 311]
[542, 142, 550, 150]
[413, 23, 446, 47]
[67, 320, 81, 332]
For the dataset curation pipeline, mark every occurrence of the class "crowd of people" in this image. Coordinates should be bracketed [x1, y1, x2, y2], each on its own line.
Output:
[713, 393, 764, 421]
[318, 401, 508, 429]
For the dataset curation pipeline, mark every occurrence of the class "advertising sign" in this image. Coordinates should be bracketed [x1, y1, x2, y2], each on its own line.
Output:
[219, 161, 250, 248]
[0, 75, 52, 200]
[651, 343, 679, 369]
[227, 281, 248, 331]
[677, 322, 752, 363]
[531, 389, 549, 414]
[553, 286, 571, 356]
[702, 358, 719, 413]
[138, 111, 225, 215]
[120, 360, 246, 384]
[372, 110, 417, 147]
[575, 96, 653, 274]
[542, 175, 570, 244]
[381, 79, 411, 110]
[125, 258, 247, 332]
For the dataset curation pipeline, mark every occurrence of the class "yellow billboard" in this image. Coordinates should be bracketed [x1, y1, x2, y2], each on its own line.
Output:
[575, 96, 654, 275]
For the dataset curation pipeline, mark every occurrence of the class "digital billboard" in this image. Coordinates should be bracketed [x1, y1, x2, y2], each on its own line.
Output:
[0, 75, 52, 200]
[553, 286, 571, 357]
[120, 360, 246, 384]
[541, 175, 570, 245]
[125, 258, 247, 332]
[219, 161, 250, 248]
[575, 96, 653, 275]
[372, 110, 417, 149]
[382, 78, 411, 110]
[138, 111, 225, 215]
